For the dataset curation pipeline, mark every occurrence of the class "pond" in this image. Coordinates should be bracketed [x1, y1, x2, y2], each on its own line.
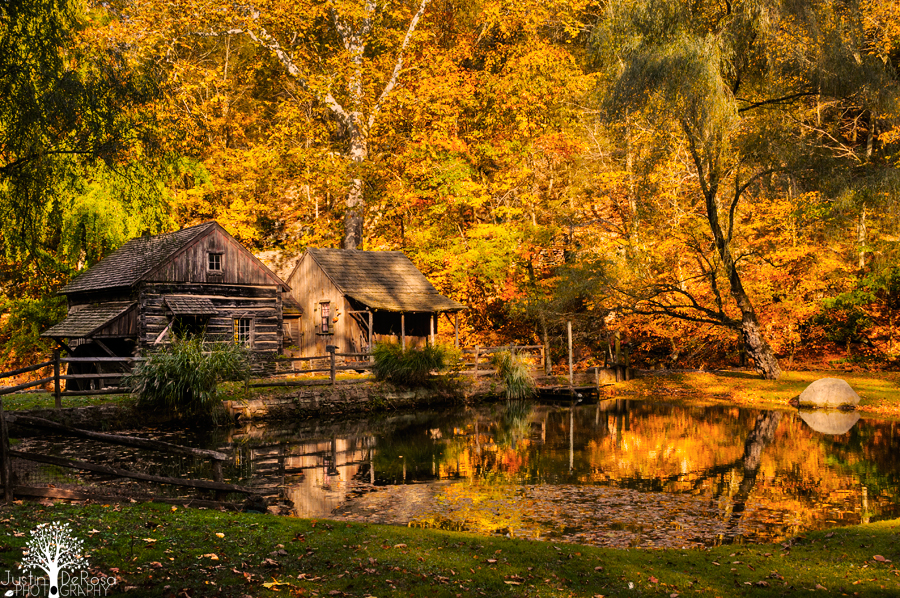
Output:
[15, 398, 900, 549]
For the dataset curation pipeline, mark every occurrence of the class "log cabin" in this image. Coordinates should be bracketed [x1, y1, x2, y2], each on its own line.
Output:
[284, 248, 465, 357]
[42, 221, 290, 387]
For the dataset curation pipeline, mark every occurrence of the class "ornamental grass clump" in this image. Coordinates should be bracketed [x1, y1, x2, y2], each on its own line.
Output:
[492, 350, 536, 400]
[127, 335, 250, 421]
[371, 342, 453, 386]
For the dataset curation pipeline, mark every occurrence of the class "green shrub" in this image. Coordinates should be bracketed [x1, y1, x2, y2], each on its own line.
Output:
[126, 336, 250, 421]
[371, 342, 454, 386]
[492, 350, 536, 400]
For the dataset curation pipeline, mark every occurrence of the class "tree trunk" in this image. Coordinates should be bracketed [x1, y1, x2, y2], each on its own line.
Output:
[703, 182, 781, 379]
[343, 130, 367, 249]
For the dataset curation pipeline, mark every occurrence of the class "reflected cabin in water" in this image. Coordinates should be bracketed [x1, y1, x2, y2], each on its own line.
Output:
[42, 221, 290, 389]
[284, 248, 465, 357]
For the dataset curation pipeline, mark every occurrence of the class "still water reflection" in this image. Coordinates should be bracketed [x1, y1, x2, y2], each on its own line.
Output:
[16, 398, 899, 549]
[220, 399, 899, 549]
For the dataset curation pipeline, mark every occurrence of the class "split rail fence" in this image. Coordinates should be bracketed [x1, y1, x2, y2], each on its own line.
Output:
[0, 330, 633, 404]
[0, 351, 136, 407]
[0, 399, 255, 505]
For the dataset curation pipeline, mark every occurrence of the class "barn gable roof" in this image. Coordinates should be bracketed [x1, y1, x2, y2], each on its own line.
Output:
[60, 221, 288, 294]
[301, 248, 465, 313]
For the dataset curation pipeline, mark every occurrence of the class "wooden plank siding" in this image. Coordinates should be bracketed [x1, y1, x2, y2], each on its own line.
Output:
[93, 304, 138, 338]
[147, 227, 281, 287]
[286, 253, 355, 357]
[138, 283, 282, 361]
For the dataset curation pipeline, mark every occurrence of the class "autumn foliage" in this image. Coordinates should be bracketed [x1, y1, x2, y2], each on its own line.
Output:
[1, 0, 900, 374]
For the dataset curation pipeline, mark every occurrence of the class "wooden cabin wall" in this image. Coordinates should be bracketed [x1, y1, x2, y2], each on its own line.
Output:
[149, 228, 279, 287]
[93, 305, 139, 338]
[286, 255, 359, 356]
[66, 290, 134, 310]
[138, 283, 282, 367]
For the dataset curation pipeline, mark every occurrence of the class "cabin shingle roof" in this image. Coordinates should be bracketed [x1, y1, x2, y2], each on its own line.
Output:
[307, 248, 465, 312]
[60, 222, 218, 294]
[41, 302, 136, 338]
[165, 296, 217, 316]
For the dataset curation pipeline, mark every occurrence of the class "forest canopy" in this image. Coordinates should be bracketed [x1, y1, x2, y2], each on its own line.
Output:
[1, 0, 899, 376]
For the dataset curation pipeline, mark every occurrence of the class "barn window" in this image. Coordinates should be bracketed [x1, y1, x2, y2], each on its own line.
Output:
[208, 253, 223, 272]
[234, 318, 252, 345]
[320, 302, 331, 334]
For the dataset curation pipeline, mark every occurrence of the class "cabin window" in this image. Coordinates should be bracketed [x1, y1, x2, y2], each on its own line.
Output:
[319, 302, 331, 334]
[208, 252, 223, 272]
[234, 318, 252, 345]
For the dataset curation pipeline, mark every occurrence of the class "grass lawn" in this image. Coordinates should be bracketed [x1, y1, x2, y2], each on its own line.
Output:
[0, 502, 898, 597]
[0, 391, 135, 412]
[604, 370, 900, 419]
[1, 370, 899, 596]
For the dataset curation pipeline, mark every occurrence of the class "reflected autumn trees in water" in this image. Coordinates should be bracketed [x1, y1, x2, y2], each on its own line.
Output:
[210, 400, 895, 547]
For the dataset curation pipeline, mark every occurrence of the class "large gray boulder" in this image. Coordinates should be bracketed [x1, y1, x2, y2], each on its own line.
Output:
[798, 410, 861, 435]
[798, 377, 860, 409]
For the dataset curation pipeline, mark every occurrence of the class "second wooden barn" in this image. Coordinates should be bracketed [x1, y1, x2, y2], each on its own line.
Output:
[284, 248, 465, 357]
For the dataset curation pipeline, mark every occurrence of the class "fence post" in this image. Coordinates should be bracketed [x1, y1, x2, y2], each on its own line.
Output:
[567, 321, 573, 386]
[0, 400, 11, 503]
[368, 311, 374, 361]
[539, 345, 546, 376]
[53, 349, 61, 409]
[212, 459, 225, 501]
[328, 346, 336, 385]
[473, 346, 480, 379]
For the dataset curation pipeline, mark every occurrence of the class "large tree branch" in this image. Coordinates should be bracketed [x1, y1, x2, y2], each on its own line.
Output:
[225, 26, 353, 130]
[736, 91, 818, 113]
[0, 149, 94, 177]
[614, 278, 741, 329]
[368, 0, 429, 130]
[726, 167, 783, 245]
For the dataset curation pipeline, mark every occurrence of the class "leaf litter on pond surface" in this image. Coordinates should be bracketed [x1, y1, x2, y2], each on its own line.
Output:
[331, 481, 805, 549]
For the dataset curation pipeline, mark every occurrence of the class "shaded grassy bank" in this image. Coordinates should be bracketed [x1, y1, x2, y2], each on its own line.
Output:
[604, 370, 900, 419]
[0, 502, 898, 597]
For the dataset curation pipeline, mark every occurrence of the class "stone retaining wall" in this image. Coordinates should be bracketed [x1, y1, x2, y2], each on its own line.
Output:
[223, 381, 473, 421]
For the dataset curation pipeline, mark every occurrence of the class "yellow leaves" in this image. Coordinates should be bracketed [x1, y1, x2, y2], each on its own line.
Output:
[262, 578, 296, 590]
[861, 0, 900, 60]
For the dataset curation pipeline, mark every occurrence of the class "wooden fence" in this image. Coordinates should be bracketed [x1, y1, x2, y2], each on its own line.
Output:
[0, 399, 256, 506]
[0, 351, 138, 407]
[0, 339, 630, 404]
[459, 345, 545, 377]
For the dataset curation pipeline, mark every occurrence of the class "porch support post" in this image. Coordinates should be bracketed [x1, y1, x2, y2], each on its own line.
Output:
[401, 312, 406, 350]
[454, 312, 459, 349]
[430, 313, 435, 346]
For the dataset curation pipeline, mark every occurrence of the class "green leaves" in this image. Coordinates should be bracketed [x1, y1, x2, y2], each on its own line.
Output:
[371, 341, 456, 387]
[127, 335, 250, 421]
